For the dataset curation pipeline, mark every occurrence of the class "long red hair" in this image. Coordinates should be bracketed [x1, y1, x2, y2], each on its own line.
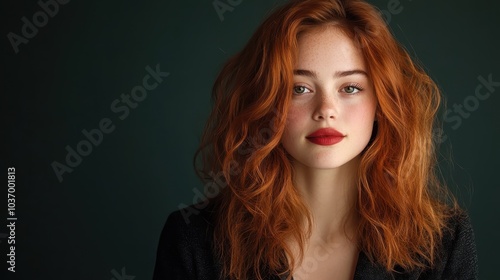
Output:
[194, 0, 456, 279]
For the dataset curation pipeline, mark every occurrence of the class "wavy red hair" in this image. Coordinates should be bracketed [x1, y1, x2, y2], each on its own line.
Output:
[194, 0, 457, 279]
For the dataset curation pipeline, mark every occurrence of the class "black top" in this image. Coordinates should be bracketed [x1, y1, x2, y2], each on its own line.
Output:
[153, 203, 478, 280]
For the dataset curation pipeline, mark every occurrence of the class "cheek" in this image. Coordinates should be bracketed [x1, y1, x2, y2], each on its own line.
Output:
[344, 102, 377, 131]
[282, 105, 308, 148]
[285, 106, 307, 132]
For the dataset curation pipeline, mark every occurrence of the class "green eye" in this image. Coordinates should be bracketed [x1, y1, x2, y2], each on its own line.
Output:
[293, 86, 310, 95]
[343, 85, 361, 94]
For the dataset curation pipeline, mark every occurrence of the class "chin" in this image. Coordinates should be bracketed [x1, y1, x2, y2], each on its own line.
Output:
[309, 162, 351, 170]
[299, 154, 362, 170]
[292, 158, 350, 170]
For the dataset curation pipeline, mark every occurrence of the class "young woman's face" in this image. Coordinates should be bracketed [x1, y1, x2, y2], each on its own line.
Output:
[281, 25, 377, 170]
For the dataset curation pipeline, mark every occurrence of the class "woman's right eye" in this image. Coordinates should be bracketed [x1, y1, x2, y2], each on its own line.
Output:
[293, 85, 312, 95]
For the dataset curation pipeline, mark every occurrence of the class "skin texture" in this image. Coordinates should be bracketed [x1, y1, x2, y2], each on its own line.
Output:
[281, 25, 378, 279]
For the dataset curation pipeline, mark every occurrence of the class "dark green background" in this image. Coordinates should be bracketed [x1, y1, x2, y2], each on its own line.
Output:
[2, 0, 499, 279]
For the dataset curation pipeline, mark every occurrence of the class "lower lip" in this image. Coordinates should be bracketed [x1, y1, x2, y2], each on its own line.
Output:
[306, 136, 344, 146]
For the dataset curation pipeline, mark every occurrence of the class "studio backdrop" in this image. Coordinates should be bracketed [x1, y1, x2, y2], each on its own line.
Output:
[2, 0, 499, 279]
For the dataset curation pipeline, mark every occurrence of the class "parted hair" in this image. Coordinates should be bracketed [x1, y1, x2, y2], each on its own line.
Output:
[194, 0, 457, 279]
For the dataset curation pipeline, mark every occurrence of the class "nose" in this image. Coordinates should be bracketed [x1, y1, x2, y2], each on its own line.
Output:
[312, 93, 337, 121]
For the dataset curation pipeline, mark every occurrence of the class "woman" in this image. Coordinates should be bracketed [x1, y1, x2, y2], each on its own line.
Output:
[153, 0, 478, 279]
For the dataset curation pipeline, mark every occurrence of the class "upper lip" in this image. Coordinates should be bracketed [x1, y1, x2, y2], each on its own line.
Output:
[306, 128, 344, 138]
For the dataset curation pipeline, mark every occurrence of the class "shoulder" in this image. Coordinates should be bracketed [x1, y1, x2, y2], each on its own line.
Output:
[412, 208, 478, 280]
[442, 208, 476, 247]
[432, 208, 478, 279]
[153, 202, 222, 280]
[164, 202, 217, 242]
[355, 208, 479, 280]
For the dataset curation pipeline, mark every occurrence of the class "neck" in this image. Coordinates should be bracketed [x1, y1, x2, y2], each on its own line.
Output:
[293, 156, 360, 244]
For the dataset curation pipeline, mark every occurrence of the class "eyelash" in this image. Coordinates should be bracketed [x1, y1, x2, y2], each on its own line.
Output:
[292, 83, 364, 95]
[342, 83, 363, 95]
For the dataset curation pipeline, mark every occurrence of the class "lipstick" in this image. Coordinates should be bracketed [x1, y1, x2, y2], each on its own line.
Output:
[306, 128, 345, 146]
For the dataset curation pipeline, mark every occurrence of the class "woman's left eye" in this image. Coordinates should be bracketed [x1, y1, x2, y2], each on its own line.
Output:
[342, 84, 362, 95]
[293, 85, 312, 95]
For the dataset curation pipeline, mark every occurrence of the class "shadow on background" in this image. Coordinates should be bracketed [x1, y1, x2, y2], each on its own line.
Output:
[2, 0, 499, 279]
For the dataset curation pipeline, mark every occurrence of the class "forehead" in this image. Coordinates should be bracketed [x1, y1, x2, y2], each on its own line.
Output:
[295, 25, 366, 71]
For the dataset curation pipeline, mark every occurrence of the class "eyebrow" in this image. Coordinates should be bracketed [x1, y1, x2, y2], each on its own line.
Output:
[293, 69, 368, 79]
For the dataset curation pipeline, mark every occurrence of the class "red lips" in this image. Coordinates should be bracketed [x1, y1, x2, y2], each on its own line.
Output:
[306, 128, 345, 146]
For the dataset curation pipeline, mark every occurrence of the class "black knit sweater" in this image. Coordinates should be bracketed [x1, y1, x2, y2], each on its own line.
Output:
[153, 204, 478, 279]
